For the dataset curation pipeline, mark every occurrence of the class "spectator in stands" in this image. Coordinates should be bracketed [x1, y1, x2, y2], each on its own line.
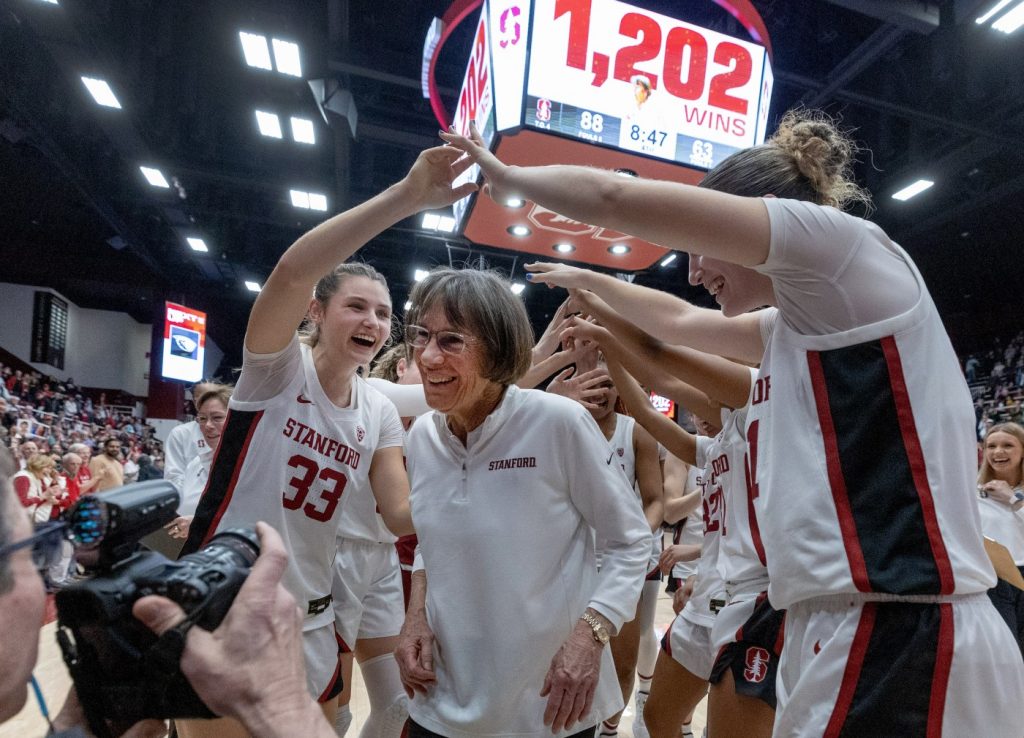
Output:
[12, 454, 61, 523]
[59, 452, 83, 510]
[966, 354, 980, 382]
[89, 437, 124, 492]
[15, 440, 37, 471]
[137, 454, 161, 482]
[123, 449, 140, 484]
[976, 422, 1024, 655]
[68, 443, 102, 496]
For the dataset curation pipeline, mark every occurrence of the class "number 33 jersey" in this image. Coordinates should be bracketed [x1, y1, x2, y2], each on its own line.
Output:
[182, 336, 403, 630]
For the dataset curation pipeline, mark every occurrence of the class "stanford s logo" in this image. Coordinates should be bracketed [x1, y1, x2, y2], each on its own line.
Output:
[356, 425, 365, 443]
[617, 448, 624, 457]
[744, 647, 770, 683]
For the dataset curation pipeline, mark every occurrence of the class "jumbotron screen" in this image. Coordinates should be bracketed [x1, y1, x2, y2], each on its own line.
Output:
[161, 302, 206, 383]
[524, 0, 773, 169]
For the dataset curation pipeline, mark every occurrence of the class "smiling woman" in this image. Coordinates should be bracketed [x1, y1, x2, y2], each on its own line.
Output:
[173, 146, 476, 738]
[396, 268, 652, 738]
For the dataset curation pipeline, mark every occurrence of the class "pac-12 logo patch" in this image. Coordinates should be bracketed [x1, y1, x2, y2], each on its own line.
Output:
[356, 425, 365, 442]
[744, 647, 770, 683]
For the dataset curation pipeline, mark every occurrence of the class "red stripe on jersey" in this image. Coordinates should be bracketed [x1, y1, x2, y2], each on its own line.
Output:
[807, 351, 871, 592]
[317, 630, 346, 703]
[201, 409, 264, 547]
[880, 337, 955, 595]
[926, 604, 954, 738]
[823, 602, 877, 738]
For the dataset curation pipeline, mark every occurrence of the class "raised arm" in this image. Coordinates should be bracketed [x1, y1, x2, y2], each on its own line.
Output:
[246, 147, 477, 354]
[662, 452, 700, 525]
[562, 318, 721, 427]
[441, 123, 770, 267]
[571, 291, 755, 408]
[633, 424, 664, 533]
[605, 358, 697, 467]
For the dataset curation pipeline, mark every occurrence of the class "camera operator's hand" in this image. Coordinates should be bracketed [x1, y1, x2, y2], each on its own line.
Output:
[164, 515, 192, 540]
[132, 522, 333, 738]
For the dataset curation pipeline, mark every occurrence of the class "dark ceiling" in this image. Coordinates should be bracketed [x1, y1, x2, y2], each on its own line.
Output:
[2, 0, 1023, 375]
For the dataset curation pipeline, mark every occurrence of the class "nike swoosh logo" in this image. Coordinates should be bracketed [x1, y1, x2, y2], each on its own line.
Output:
[606, 452, 614, 465]
[297, 394, 313, 404]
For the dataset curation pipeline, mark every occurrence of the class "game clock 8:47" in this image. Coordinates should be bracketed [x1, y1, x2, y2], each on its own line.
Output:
[619, 122, 675, 158]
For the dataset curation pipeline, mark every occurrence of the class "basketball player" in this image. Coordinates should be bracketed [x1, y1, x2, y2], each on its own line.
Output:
[179, 146, 476, 738]
[443, 110, 1024, 735]
[554, 361, 662, 738]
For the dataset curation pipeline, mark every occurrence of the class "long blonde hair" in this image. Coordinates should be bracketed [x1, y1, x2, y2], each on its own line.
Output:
[978, 422, 1024, 486]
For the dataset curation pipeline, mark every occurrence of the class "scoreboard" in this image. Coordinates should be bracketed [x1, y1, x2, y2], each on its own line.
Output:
[427, 0, 774, 268]
[525, 0, 773, 169]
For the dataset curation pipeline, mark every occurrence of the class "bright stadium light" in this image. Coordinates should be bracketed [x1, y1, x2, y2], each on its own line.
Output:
[255, 110, 283, 138]
[421, 212, 441, 230]
[186, 237, 208, 253]
[660, 253, 678, 267]
[609, 243, 631, 255]
[139, 166, 170, 188]
[239, 32, 272, 70]
[993, 1, 1024, 32]
[414, 269, 430, 282]
[891, 179, 935, 201]
[290, 117, 315, 144]
[81, 77, 121, 109]
[510, 283, 526, 295]
[290, 189, 310, 208]
[272, 38, 302, 76]
[245, 281, 262, 292]
[307, 193, 328, 211]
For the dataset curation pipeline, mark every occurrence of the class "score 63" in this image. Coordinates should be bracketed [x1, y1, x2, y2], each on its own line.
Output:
[553, 0, 754, 115]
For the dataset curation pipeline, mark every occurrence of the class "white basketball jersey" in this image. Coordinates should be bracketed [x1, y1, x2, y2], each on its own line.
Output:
[596, 414, 638, 557]
[183, 342, 402, 630]
[749, 253, 995, 609]
[978, 497, 1024, 566]
[672, 462, 704, 581]
[715, 367, 770, 598]
[681, 431, 729, 627]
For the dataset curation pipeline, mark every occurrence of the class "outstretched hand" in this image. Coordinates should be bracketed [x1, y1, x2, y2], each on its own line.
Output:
[525, 263, 598, 291]
[402, 145, 480, 212]
[438, 121, 517, 204]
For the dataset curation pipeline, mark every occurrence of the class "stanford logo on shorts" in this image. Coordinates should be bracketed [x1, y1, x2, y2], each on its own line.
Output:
[356, 425, 365, 442]
[744, 647, 770, 683]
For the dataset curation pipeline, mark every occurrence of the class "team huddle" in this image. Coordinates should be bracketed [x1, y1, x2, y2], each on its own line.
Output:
[166, 108, 1024, 738]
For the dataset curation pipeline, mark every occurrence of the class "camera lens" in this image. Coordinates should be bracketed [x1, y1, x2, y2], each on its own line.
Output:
[203, 528, 260, 566]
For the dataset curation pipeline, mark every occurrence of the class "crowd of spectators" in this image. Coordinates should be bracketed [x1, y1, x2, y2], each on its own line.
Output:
[0, 359, 165, 569]
[963, 330, 1024, 439]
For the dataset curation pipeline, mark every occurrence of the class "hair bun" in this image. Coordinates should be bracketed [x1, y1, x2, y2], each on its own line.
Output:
[771, 109, 867, 211]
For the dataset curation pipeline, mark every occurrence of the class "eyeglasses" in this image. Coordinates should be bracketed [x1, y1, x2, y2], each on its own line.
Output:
[405, 325, 474, 355]
[0, 521, 69, 571]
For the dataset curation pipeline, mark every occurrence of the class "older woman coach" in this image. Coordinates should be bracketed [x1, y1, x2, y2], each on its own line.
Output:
[394, 268, 652, 738]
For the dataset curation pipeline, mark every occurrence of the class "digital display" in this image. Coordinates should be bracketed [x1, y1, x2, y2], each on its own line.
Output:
[161, 302, 206, 383]
[650, 391, 677, 420]
[451, 2, 498, 230]
[525, 0, 772, 169]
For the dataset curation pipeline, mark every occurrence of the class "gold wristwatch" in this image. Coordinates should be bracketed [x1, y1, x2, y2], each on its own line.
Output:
[580, 611, 610, 645]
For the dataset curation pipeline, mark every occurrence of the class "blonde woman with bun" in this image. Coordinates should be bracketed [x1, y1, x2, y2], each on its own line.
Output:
[442, 109, 1024, 737]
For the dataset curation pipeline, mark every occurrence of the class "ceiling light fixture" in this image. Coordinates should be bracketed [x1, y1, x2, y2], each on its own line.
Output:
[186, 237, 209, 253]
[239, 32, 273, 70]
[404, 301, 413, 311]
[80, 77, 121, 109]
[891, 179, 935, 201]
[290, 117, 315, 144]
[505, 197, 525, 207]
[414, 269, 430, 282]
[271, 38, 302, 77]
[307, 193, 328, 211]
[508, 225, 531, 237]
[553, 243, 575, 254]
[510, 283, 526, 295]
[139, 166, 170, 188]
[609, 243, 631, 255]
[245, 281, 262, 293]
[992, 1, 1024, 32]
[290, 189, 310, 209]
[660, 253, 678, 267]
[421, 213, 441, 230]
[976, 0, 1014, 23]
[255, 110, 283, 138]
